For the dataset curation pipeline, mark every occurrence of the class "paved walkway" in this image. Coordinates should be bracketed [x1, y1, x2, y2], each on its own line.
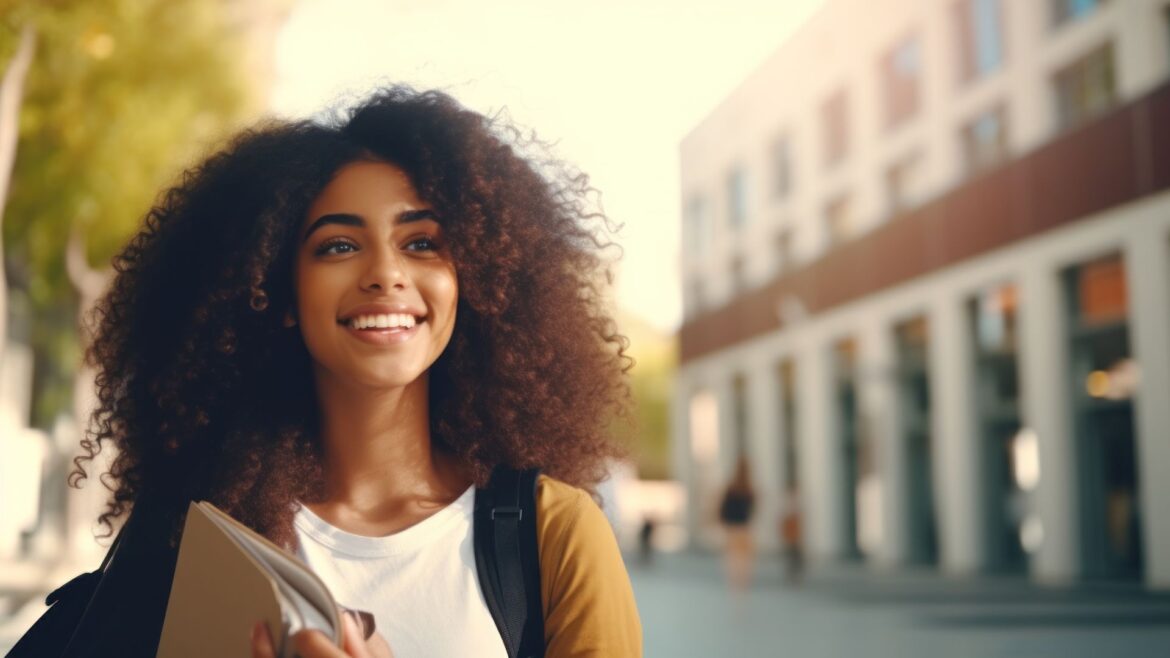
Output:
[630, 551, 1170, 658]
[5, 550, 1170, 655]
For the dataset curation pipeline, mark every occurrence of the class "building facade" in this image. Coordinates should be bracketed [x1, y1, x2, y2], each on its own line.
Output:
[674, 0, 1170, 588]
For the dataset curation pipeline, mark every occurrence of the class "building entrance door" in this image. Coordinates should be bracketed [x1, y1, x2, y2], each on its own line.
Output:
[1066, 256, 1143, 579]
[970, 285, 1028, 572]
[895, 317, 937, 566]
[833, 339, 862, 559]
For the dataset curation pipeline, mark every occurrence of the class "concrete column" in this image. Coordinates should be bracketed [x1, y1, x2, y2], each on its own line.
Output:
[858, 319, 907, 567]
[1124, 222, 1170, 590]
[930, 293, 986, 574]
[1006, 0, 1052, 154]
[673, 373, 699, 547]
[746, 359, 783, 551]
[1116, 0, 1170, 98]
[797, 334, 844, 559]
[677, 368, 725, 551]
[703, 372, 737, 550]
[1019, 260, 1080, 583]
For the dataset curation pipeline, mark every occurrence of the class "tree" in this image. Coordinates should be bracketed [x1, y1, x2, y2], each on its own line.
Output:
[614, 310, 677, 480]
[0, 21, 34, 355]
[1, 0, 268, 426]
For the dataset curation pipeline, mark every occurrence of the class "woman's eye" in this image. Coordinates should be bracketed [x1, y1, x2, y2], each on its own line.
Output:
[404, 236, 439, 252]
[315, 239, 358, 256]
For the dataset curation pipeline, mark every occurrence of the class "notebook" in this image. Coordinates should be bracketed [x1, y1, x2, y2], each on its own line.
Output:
[156, 500, 341, 658]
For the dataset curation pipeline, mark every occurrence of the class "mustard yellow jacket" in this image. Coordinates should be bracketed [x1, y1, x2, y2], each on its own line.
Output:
[535, 476, 644, 657]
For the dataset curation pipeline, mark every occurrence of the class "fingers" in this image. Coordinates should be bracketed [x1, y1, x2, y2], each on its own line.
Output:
[365, 631, 396, 658]
[340, 612, 374, 658]
[291, 615, 370, 658]
[292, 628, 350, 658]
[251, 622, 276, 658]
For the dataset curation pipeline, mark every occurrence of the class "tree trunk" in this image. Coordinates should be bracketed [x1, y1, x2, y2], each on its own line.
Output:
[0, 24, 37, 357]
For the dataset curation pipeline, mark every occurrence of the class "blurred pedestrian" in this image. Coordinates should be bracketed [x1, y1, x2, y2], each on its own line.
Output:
[779, 486, 804, 584]
[637, 516, 656, 567]
[718, 456, 756, 593]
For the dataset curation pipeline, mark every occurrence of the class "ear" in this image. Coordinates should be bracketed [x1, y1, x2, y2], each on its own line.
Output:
[283, 308, 297, 328]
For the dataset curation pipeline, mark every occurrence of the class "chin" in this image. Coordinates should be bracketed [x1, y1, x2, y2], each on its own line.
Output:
[357, 367, 430, 391]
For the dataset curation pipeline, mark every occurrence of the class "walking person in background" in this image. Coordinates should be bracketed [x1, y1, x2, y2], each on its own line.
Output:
[779, 485, 804, 585]
[718, 456, 757, 595]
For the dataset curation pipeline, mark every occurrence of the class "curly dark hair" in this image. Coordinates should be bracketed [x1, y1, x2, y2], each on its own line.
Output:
[75, 87, 632, 547]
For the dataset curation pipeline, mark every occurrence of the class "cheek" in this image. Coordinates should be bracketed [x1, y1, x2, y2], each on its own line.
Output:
[294, 267, 339, 347]
[422, 266, 459, 332]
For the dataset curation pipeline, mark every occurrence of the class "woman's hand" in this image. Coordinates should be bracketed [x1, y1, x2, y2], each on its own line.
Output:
[251, 613, 394, 658]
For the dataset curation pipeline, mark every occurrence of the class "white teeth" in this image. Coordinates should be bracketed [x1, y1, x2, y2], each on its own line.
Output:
[348, 313, 418, 330]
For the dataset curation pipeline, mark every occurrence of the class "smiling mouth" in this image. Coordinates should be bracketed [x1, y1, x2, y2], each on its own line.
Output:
[339, 313, 425, 330]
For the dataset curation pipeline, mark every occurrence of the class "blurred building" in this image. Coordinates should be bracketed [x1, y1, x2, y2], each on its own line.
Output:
[673, 0, 1170, 589]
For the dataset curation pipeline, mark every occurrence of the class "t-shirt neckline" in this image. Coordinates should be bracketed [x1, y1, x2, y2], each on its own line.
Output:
[293, 485, 476, 558]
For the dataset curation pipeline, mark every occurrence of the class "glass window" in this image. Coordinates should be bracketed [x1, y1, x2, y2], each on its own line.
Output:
[732, 374, 749, 456]
[895, 316, 938, 565]
[824, 194, 852, 248]
[775, 229, 795, 275]
[1073, 254, 1128, 326]
[777, 359, 799, 490]
[684, 193, 711, 258]
[1165, 6, 1170, 67]
[881, 35, 922, 128]
[1053, 42, 1116, 131]
[832, 338, 863, 558]
[771, 135, 794, 199]
[1052, 0, 1107, 26]
[961, 105, 1009, 175]
[885, 153, 920, 215]
[956, 0, 1004, 82]
[686, 279, 704, 317]
[730, 254, 746, 293]
[822, 89, 849, 167]
[969, 284, 1028, 570]
[1064, 254, 1142, 577]
[726, 166, 749, 229]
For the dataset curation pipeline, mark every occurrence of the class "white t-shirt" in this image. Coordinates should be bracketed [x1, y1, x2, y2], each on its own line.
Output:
[292, 486, 508, 658]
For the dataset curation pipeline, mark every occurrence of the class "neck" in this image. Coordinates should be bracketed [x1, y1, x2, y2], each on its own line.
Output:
[311, 372, 467, 515]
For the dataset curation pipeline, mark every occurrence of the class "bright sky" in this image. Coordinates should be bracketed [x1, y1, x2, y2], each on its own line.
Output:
[272, 0, 824, 333]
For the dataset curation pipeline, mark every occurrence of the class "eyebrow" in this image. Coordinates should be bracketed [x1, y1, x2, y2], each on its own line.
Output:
[301, 209, 439, 243]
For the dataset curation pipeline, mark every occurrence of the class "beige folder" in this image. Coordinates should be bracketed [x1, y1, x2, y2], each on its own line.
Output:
[156, 501, 341, 658]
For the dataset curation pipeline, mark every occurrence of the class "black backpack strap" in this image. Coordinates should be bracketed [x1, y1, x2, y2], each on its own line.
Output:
[474, 466, 545, 658]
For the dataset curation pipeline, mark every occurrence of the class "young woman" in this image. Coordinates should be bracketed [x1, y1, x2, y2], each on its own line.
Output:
[65, 87, 641, 657]
[718, 456, 757, 594]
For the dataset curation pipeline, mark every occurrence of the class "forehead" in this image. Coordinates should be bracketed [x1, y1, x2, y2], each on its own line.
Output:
[304, 160, 426, 220]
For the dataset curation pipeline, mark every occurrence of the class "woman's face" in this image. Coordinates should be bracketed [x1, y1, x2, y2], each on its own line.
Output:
[294, 160, 458, 391]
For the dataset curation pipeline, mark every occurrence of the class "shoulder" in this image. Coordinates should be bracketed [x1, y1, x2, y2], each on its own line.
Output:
[534, 475, 642, 657]
[535, 475, 609, 581]
[535, 476, 596, 533]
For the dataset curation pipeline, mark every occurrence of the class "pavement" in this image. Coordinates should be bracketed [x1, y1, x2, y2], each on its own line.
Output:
[630, 551, 1170, 658]
[4, 549, 1170, 656]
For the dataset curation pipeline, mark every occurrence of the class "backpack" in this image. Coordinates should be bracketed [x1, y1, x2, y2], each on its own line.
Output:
[7, 465, 545, 658]
[473, 467, 545, 658]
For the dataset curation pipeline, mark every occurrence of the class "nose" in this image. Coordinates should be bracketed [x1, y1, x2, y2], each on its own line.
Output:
[359, 245, 408, 292]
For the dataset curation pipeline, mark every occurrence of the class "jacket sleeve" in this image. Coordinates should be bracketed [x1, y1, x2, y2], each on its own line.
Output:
[537, 476, 643, 658]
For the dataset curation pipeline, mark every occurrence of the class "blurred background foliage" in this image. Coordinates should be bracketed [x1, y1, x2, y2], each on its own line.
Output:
[1, 0, 265, 427]
[0, 0, 671, 480]
[615, 310, 675, 480]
